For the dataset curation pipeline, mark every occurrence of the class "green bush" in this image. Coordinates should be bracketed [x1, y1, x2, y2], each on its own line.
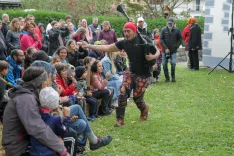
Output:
[0, 10, 68, 25]
[0, 10, 204, 37]
[83, 16, 204, 37]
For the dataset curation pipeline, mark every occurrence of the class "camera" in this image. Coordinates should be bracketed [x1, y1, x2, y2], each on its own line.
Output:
[166, 54, 170, 59]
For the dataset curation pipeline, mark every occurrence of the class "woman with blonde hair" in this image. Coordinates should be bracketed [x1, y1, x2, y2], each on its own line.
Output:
[101, 51, 122, 106]
[6, 18, 21, 53]
[71, 27, 88, 43]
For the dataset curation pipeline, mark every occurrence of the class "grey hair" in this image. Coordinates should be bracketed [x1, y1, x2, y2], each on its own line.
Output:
[2, 14, 9, 19]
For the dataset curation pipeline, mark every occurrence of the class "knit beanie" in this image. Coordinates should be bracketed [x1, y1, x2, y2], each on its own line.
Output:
[75, 66, 86, 79]
[32, 51, 51, 63]
[123, 22, 137, 33]
[39, 87, 60, 110]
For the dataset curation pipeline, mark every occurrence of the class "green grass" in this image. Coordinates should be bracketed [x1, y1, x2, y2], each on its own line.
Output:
[85, 66, 234, 156]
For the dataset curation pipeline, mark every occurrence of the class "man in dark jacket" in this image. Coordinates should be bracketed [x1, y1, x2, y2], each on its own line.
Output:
[89, 17, 102, 44]
[160, 17, 182, 82]
[48, 21, 70, 56]
[188, 18, 202, 70]
[1, 14, 9, 38]
[0, 24, 7, 60]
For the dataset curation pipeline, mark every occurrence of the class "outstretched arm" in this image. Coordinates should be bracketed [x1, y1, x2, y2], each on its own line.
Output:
[80, 41, 120, 53]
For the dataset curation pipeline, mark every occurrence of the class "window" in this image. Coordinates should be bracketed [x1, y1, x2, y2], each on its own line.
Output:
[196, 0, 200, 11]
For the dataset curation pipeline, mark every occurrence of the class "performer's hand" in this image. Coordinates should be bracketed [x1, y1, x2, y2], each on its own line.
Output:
[165, 49, 170, 54]
[79, 41, 89, 49]
[146, 53, 155, 61]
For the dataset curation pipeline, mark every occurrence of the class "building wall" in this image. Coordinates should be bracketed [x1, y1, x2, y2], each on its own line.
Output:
[203, 0, 233, 69]
[174, 0, 205, 17]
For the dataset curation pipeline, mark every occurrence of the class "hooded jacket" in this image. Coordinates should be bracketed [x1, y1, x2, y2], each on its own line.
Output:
[2, 84, 67, 156]
[20, 30, 42, 52]
[5, 56, 22, 86]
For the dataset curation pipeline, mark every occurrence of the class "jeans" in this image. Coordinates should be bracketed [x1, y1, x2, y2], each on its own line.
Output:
[69, 105, 92, 135]
[85, 96, 98, 116]
[162, 52, 177, 80]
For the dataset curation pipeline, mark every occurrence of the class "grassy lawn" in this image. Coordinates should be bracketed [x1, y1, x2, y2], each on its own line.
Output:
[85, 66, 234, 156]
[1, 66, 234, 156]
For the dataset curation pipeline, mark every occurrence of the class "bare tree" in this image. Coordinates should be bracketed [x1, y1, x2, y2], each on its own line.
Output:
[142, 0, 192, 18]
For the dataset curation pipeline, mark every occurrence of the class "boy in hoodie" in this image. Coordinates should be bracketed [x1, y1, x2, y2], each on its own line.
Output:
[75, 66, 99, 121]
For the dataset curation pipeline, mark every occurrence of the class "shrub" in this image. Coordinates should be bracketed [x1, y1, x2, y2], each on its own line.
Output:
[0, 10, 68, 25]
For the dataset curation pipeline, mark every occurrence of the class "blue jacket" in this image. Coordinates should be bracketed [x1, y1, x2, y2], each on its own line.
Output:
[101, 56, 122, 101]
[30, 109, 70, 156]
[5, 56, 22, 86]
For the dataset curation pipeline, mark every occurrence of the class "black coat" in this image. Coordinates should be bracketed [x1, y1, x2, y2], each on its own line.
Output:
[1, 22, 9, 38]
[160, 26, 182, 53]
[48, 28, 69, 56]
[5, 30, 21, 51]
[0, 31, 7, 60]
[189, 23, 202, 50]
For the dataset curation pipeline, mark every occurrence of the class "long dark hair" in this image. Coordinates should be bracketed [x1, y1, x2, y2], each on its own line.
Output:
[90, 60, 100, 84]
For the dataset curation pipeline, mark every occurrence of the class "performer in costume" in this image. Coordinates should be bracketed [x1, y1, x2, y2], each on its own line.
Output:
[80, 22, 160, 127]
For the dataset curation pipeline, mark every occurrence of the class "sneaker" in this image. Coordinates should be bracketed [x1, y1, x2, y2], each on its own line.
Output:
[171, 78, 176, 82]
[114, 119, 125, 127]
[87, 115, 95, 122]
[90, 136, 113, 151]
[140, 105, 149, 120]
[165, 79, 170, 83]
[94, 114, 100, 118]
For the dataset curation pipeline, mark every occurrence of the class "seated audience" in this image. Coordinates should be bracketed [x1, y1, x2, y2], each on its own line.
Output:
[90, 60, 113, 115]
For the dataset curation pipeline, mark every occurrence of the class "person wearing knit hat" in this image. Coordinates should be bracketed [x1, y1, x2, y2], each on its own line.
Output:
[80, 20, 161, 127]
[137, 17, 151, 37]
[188, 17, 202, 71]
[39, 87, 60, 110]
[182, 17, 193, 69]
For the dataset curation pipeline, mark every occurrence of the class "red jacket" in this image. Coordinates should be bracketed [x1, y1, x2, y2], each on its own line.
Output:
[20, 32, 42, 52]
[56, 74, 75, 97]
[182, 25, 190, 46]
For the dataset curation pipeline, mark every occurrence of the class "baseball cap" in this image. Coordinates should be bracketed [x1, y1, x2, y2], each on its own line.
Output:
[167, 17, 174, 24]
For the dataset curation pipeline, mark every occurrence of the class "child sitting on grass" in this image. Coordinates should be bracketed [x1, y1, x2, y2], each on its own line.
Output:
[30, 87, 71, 156]
[75, 66, 99, 121]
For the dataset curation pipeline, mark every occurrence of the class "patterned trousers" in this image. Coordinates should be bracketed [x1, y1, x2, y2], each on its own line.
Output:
[116, 70, 151, 120]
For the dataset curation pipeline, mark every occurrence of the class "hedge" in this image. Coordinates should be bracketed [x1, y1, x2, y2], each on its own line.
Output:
[0, 10, 68, 26]
[0, 10, 204, 37]
[83, 16, 204, 37]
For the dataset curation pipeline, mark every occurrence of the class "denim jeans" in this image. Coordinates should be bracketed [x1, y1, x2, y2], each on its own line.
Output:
[162, 52, 177, 80]
[69, 105, 92, 134]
